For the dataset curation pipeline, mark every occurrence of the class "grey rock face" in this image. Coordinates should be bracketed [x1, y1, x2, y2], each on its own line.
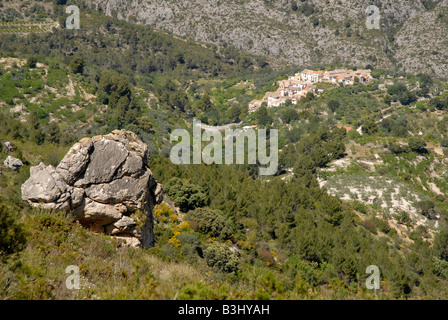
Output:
[74, 137, 129, 186]
[3, 156, 23, 171]
[105, 215, 137, 236]
[21, 130, 163, 248]
[89, 0, 448, 78]
[21, 163, 70, 207]
[56, 138, 93, 185]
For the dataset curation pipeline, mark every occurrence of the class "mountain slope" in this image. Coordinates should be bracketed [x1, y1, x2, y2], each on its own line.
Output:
[84, 0, 448, 77]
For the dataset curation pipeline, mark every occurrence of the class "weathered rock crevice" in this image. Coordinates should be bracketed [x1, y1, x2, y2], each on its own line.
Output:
[21, 130, 163, 248]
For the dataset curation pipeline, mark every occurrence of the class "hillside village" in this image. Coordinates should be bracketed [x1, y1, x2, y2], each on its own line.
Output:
[249, 68, 372, 112]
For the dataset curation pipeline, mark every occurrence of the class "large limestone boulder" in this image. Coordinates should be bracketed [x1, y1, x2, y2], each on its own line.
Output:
[21, 130, 163, 248]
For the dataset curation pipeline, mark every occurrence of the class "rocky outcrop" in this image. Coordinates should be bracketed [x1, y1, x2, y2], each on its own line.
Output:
[21, 130, 163, 248]
[3, 156, 23, 171]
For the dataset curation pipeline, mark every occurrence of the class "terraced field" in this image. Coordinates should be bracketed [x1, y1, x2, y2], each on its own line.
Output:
[0, 21, 58, 34]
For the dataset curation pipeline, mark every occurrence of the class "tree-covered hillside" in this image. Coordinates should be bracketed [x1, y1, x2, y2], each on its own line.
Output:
[2, 0, 448, 300]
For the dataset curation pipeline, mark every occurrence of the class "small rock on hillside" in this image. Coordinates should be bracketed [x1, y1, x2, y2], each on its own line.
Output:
[3, 155, 23, 171]
[3, 141, 13, 152]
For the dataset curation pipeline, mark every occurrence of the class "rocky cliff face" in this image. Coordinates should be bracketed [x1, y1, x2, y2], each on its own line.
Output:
[86, 0, 448, 78]
[21, 130, 163, 248]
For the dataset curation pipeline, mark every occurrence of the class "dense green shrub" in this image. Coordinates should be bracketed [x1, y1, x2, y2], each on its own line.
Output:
[165, 178, 207, 212]
[362, 119, 378, 135]
[69, 56, 85, 75]
[379, 115, 408, 137]
[26, 56, 37, 68]
[257, 105, 273, 126]
[204, 242, 239, 274]
[178, 232, 202, 262]
[441, 138, 448, 148]
[187, 207, 233, 240]
[352, 200, 368, 214]
[327, 99, 340, 113]
[280, 108, 299, 124]
[408, 136, 427, 153]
